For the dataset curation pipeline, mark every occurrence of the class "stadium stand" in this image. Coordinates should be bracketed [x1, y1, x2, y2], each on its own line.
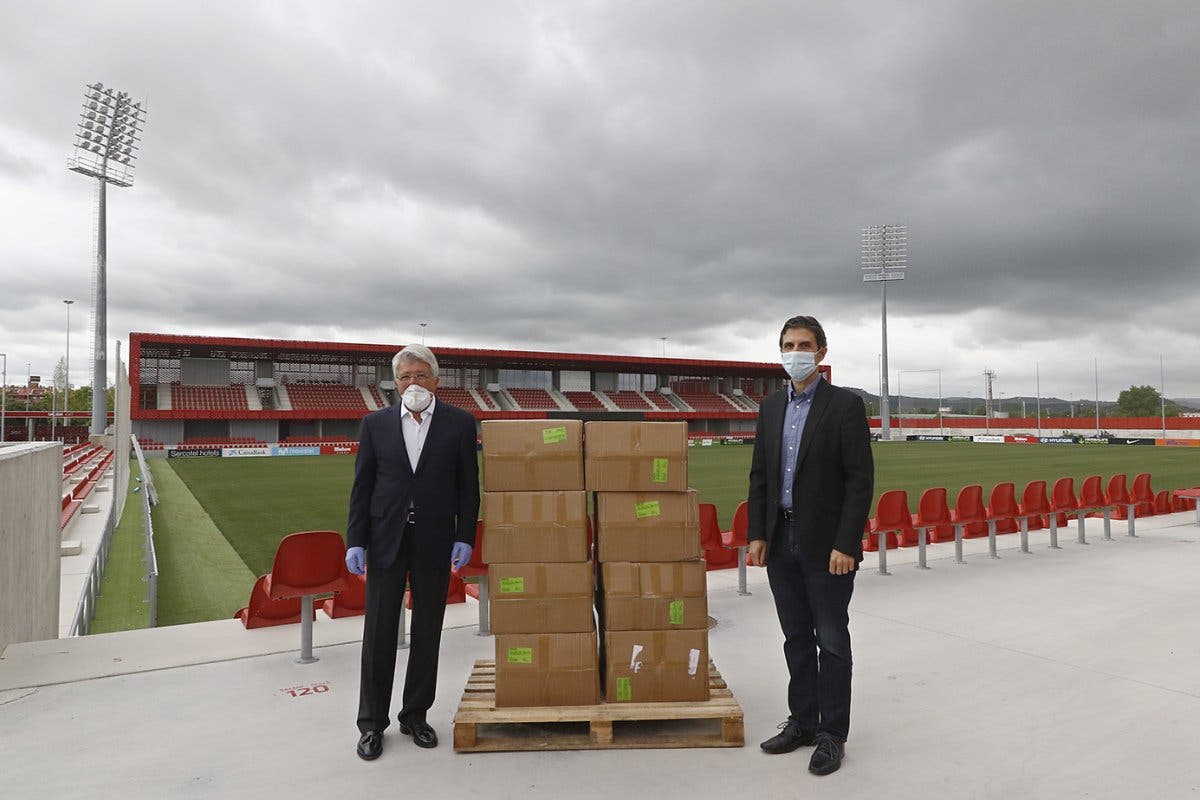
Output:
[285, 383, 368, 411]
[562, 390, 606, 410]
[435, 387, 485, 411]
[180, 436, 265, 446]
[672, 386, 744, 412]
[604, 390, 653, 410]
[170, 383, 249, 411]
[508, 388, 559, 410]
[368, 384, 388, 408]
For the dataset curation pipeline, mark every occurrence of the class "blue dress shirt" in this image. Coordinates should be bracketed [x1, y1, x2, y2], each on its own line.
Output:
[779, 376, 821, 511]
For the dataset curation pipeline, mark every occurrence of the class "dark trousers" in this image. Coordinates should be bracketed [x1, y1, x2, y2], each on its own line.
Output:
[766, 514, 856, 741]
[356, 528, 451, 734]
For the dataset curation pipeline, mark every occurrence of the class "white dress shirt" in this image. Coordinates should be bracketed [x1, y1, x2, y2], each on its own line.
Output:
[400, 395, 436, 471]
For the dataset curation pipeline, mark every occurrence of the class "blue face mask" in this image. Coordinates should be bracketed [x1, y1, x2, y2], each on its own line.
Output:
[781, 351, 818, 382]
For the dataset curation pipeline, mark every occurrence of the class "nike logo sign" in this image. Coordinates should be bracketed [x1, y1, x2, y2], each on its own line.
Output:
[1125, 440, 1139, 445]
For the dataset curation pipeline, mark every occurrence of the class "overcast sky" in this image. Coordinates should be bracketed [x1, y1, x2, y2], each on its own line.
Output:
[2, 1, 1197, 404]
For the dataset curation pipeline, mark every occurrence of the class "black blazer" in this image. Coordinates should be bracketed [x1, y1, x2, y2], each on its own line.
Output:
[747, 379, 874, 566]
[346, 400, 480, 571]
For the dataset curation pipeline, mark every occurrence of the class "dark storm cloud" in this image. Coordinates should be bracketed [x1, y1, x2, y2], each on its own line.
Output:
[1, 1, 1197, 397]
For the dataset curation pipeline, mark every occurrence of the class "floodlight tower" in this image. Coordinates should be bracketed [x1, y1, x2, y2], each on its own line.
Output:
[68, 82, 147, 436]
[861, 225, 907, 440]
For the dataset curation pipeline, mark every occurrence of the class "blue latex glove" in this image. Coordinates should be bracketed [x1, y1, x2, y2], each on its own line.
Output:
[450, 542, 473, 573]
[345, 546, 366, 575]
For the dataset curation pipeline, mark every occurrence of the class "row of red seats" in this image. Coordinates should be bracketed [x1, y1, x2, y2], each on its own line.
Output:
[865, 473, 1199, 572]
[179, 436, 265, 446]
[61, 450, 114, 530]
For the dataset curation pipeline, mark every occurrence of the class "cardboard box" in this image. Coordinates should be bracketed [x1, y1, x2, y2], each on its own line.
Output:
[482, 491, 589, 563]
[600, 561, 708, 630]
[495, 629, 600, 707]
[595, 490, 701, 563]
[482, 420, 584, 492]
[584, 421, 688, 492]
[603, 629, 709, 703]
[488, 561, 596, 634]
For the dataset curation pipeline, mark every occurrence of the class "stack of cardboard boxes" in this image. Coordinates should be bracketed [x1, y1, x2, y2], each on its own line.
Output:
[481, 418, 708, 707]
[588, 421, 710, 703]
[481, 420, 599, 707]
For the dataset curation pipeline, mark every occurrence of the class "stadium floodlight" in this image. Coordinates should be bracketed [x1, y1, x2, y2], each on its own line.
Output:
[983, 369, 996, 432]
[1, 353, 6, 443]
[64, 300, 75, 426]
[862, 225, 907, 440]
[68, 82, 147, 435]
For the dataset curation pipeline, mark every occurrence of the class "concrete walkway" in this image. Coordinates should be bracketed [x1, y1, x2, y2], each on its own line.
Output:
[2, 512, 1198, 799]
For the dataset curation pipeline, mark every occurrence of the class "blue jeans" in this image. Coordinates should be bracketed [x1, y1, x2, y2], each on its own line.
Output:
[766, 516, 855, 741]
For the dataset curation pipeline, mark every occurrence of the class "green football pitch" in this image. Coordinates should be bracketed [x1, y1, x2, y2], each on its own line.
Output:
[94, 442, 1199, 630]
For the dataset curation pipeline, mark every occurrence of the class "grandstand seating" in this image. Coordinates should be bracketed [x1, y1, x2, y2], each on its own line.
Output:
[180, 437, 265, 447]
[674, 391, 743, 412]
[508, 388, 559, 410]
[563, 390, 605, 411]
[368, 385, 388, 408]
[170, 383, 250, 411]
[867, 490, 912, 571]
[435, 387, 484, 411]
[952, 485, 988, 540]
[605, 390, 653, 410]
[986, 483, 1020, 535]
[286, 383, 368, 411]
[281, 435, 355, 444]
[1124, 473, 1155, 518]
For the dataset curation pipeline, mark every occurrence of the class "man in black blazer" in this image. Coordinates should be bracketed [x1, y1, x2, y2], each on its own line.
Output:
[748, 315, 874, 776]
[345, 344, 480, 761]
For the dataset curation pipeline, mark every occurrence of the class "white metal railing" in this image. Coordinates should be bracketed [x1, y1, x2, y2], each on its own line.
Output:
[67, 506, 116, 637]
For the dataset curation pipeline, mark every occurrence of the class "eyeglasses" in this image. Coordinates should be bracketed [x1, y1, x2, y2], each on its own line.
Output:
[397, 372, 433, 382]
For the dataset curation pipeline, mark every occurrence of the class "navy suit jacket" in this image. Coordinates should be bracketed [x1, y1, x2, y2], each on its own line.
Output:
[346, 400, 480, 571]
[747, 379, 874, 566]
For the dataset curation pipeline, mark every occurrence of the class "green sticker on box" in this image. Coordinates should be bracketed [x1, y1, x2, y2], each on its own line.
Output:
[634, 501, 662, 519]
[499, 577, 525, 593]
[507, 647, 533, 664]
[542, 426, 568, 444]
[669, 600, 685, 625]
[615, 677, 632, 701]
[652, 458, 669, 483]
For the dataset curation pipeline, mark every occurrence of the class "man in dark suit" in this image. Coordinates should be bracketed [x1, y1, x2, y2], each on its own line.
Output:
[748, 315, 874, 776]
[344, 344, 480, 761]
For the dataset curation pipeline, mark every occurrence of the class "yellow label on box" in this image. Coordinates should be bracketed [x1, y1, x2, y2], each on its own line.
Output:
[616, 677, 632, 701]
[669, 600, 685, 625]
[634, 501, 661, 519]
[499, 577, 525, 593]
[507, 647, 533, 664]
[542, 426, 568, 444]
[651, 458, 669, 483]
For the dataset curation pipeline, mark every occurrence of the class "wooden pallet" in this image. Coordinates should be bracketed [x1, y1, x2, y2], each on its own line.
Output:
[452, 659, 744, 752]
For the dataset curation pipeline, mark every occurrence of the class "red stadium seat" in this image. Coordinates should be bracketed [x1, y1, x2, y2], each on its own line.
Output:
[911, 487, 954, 543]
[1105, 474, 1138, 537]
[264, 531, 348, 663]
[1017, 480, 1054, 551]
[949, 484, 986, 563]
[1078, 475, 1116, 540]
[700, 502, 736, 570]
[720, 501, 752, 595]
[322, 567, 367, 619]
[868, 490, 910, 575]
[1126, 473, 1155, 518]
[1153, 490, 1172, 515]
[457, 520, 491, 634]
[237, 575, 312, 629]
[986, 482, 1020, 536]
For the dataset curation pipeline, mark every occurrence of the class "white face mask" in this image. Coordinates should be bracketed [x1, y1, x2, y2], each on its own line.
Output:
[401, 384, 433, 413]
[781, 351, 818, 382]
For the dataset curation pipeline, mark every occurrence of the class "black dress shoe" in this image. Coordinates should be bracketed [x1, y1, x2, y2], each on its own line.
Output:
[398, 719, 438, 749]
[760, 720, 815, 754]
[356, 730, 383, 761]
[808, 733, 845, 775]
